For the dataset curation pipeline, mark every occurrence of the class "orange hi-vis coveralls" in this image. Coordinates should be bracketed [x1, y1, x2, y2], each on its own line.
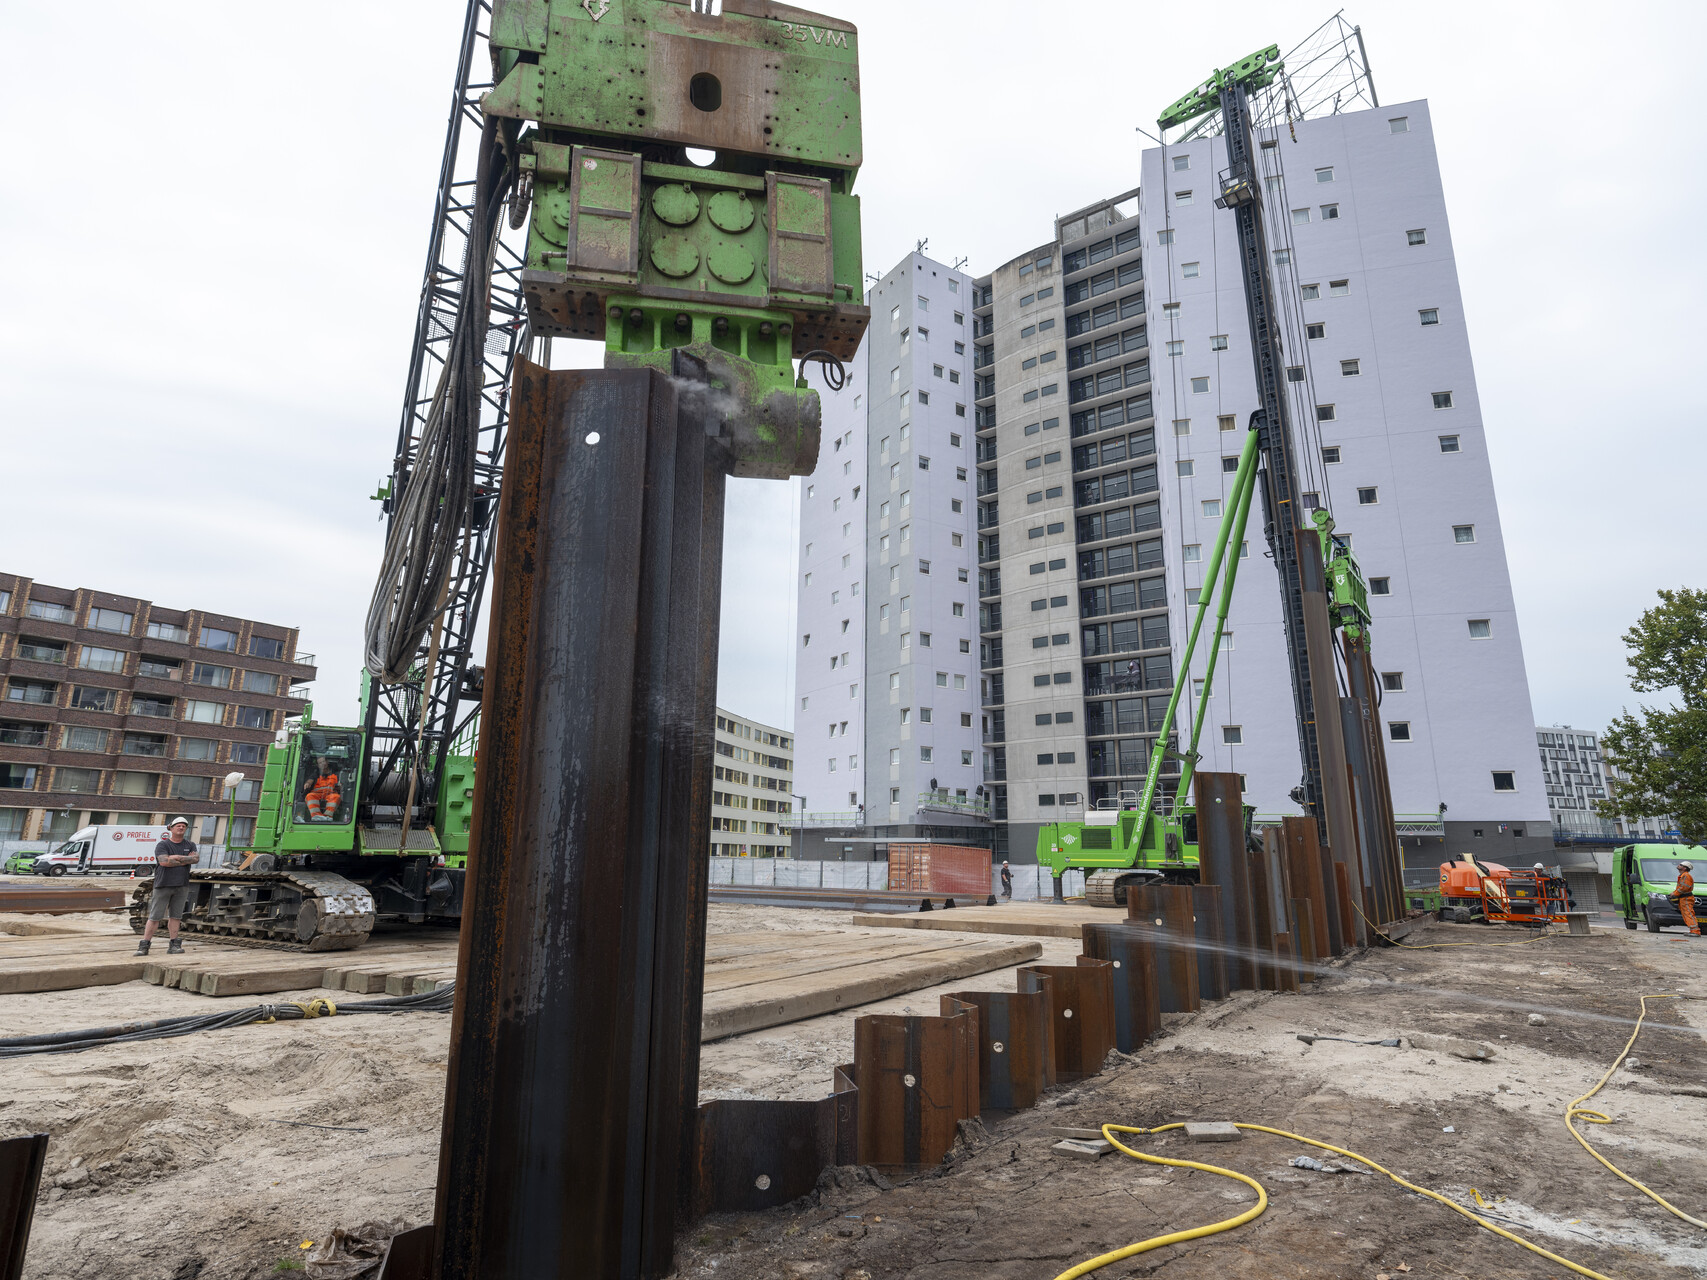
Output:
[305, 774, 342, 820]
[1672, 870, 1700, 936]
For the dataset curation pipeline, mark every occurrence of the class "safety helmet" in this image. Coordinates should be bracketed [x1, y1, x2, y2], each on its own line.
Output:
[1680, 862, 1694, 871]
[168, 817, 190, 829]
[1533, 862, 1545, 870]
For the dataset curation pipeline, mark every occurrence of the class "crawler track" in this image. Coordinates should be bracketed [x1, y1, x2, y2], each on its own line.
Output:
[128, 869, 375, 951]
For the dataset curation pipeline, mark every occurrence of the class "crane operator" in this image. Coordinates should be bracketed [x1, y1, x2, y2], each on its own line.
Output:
[304, 757, 342, 822]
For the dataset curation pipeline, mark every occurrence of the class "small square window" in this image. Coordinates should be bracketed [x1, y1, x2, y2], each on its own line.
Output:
[1176, 460, 1195, 477]
[1316, 404, 1336, 422]
[1209, 334, 1228, 351]
[1432, 391, 1454, 409]
[1315, 167, 1334, 183]
[1381, 671, 1404, 691]
[1173, 418, 1190, 435]
[1407, 229, 1427, 246]
[1306, 322, 1325, 339]
[1300, 284, 1320, 301]
[1286, 365, 1305, 383]
[1468, 618, 1492, 639]
[1033, 674, 1050, 687]
[1322, 445, 1341, 464]
[1369, 576, 1391, 595]
[1439, 434, 1460, 453]
[1389, 722, 1412, 742]
[1291, 208, 1311, 226]
[1340, 359, 1360, 376]
[1302, 491, 1320, 509]
[1038, 793, 1056, 806]
[1190, 376, 1210, 394]
[1453, 524, 1476, 543]
[1182, 261, 1201, 278]
[1222, 725, 1242, 744]
[1389, 116, 1409, 133]
[1419, 308, 1440, 326]
[1183, 544, 1201, 562]
[1201, 499, 1222, 518]
[1491, 771, 1516, 792]
[1357, 487, 1378, 505]
[1037, 753, 1055, 766]
[1273, 249, 1291, 266]
[1172, 153, 1190, 172]
[1156, 229, 1175, 246]
[1218, 415, 1237, 432]
[1052, 672, 1071, 684]
[1330, 280, 1349, 296]
[919, 455, 931, 469]
[1166, 339, 1184, 357]
[1320, 203, 1339, 220]
[1174, 190, 1193, 206]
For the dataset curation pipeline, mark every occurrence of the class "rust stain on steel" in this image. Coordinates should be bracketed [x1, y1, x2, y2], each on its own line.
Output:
[853, 1010, 978, 1172]
[1189, 884, 1230, 1002]
[943, 989, 1051, 1111]
[1079, 924, 1160, 1053]
[1018, 960, 1115, 1081]
[1282, 816, 1337, 959]
[1291, 897, 1320, 980]
[1250, 826, 1281, 991]
[1195, 771, 1260, 992]
[1126, 884, 1200, 1014]
[0, 1132, 49, 1280]
[692, 1067, 854, 1214]
[1334, 862, 1358, 951]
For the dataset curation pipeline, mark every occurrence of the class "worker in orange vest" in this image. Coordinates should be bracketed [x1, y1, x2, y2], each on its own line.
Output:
[1670, 862, 1699, 937]
[304, 757, 342, 821]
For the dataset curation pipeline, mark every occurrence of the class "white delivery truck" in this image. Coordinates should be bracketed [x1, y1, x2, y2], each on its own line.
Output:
[33, 825, 173, 876]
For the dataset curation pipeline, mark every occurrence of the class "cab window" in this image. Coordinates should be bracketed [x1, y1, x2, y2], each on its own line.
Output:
[1640, 859, 1687, 886]
[294, 730, 359, 825]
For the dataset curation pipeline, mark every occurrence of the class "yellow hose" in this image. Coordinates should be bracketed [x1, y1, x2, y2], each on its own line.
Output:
[1054, 1121, 1612, 1280]
[1565, 992, 1706, 1228]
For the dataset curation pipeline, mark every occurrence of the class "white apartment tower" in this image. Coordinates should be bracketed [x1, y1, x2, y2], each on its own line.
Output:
[795, 253, 987, 846]
[795, 97, 1551, 869]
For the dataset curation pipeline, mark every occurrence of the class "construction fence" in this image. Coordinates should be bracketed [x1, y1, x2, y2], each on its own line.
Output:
[706, 857, 1086, 900]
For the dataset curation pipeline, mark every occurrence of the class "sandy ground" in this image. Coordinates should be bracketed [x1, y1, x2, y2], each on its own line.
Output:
[3, 906, 1705, 1279]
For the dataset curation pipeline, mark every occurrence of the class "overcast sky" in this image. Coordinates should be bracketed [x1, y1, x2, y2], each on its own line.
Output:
[4, 1, 1701, 739]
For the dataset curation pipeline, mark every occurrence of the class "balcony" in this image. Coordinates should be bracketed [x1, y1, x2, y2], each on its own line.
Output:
[0, 725, 48, 747]
[917, 790, 992, 820]
[294, 652, 316, 665]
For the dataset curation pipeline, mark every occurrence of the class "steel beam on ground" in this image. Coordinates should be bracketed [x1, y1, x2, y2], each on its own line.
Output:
[432, 365, 731, 1280]
[1189, 884, 1230, 1001]
[1080, 923, 1160, 1051]
[1196, 772, 1259, 990]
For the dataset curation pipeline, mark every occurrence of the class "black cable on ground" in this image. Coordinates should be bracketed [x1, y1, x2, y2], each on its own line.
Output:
[0, 985, 455, 1058]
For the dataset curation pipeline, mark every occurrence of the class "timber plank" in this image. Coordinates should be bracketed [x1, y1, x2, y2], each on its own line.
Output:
[0, 959, 146, 995]
[850, 904, 1118, 940]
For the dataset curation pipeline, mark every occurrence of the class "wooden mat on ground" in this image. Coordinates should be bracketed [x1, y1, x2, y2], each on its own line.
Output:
[850, 902, 1119, 939]
[1, 921, 1041, 1040]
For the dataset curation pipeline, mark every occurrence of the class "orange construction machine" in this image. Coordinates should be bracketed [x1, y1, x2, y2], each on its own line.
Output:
[1439, 854, 1567, 925]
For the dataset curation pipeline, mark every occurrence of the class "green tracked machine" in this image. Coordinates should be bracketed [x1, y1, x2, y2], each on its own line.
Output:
[133, 0, 867, 949]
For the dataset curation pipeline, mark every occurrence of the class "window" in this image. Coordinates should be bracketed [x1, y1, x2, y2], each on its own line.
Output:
[1285, 365, 1306, 383]
[1182, 261, 1200, 278]
[78, 646, 126, 673]
[919, 632, 932, 648]
[920, 747, 933, 763]
[1174, 190, 1193, 206]
[88, 608, 133, 634]
[1166, 340, 1183, 357]
[184, 700, 224, 724]
[61, 726, 108, 753]
[1156, 229, 1174, 246]
[1340, 359, 1360, 377]
[1390, 116, 1409, 133]
[25, 600, 72, 623]
[172, 774, 214, 800]
[178, 737, 217, 761]
[1201, 499, 1222, 518]
[1171, 153, 1191, 172]
[1407, 229, 1427, 246]
[935, 672, 948, 687]
[1432, 391, 1454, 409]
[919, 456, 930, 470]
[1453, 524, 1477, 543]
[56, 767, 103, 793]
[1307, 322, 1325, 339]
[1053, 672, 1071, 685]
[1389, 722, 1412, 742]
[232, 742, 265, 765]
[1369, 577, 1391, 595]
[1419, 309, 1440, 326]
[1315, 167, 1334, 183]
[1492, 771, 1516, 792]
[1273, 249, 1291, 266]
[72, 686, 121, 712]
[1320, 203, 1339, 220]
[1218, 415, 1236, 432]
[250, 635, 285, 660]
[1381, 672, 1404, 691]
[1316, 404, 1336, 422]
[1291, 208, 1311, 226]
[1190, 376, 1210, 394]
[191, 662, 232, 687]
[1322, 446, 1341, 464]
[1439, 434, 1460, 453]
[121, 732, 167, 757]
[1468, 619, 1492, 639]
[1176, 460, 1194, 477]
[1300, 284, 1319, 300]
[1209, 334, 1227, 351]
[1222, 726, 1242, 745]
[199, 626, 238, 652]
[1357, 487, 1378, 505]
[1183, 544, 1201, 563]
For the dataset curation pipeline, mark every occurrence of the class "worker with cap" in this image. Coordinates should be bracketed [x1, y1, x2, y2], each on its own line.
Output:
[1669, 861, 1699, 937]
[136, 818, 199, 955]
[1000, 860, 1013, 899]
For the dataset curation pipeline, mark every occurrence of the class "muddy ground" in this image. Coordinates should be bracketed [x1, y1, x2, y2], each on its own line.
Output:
[2, 906, 1704, 1279]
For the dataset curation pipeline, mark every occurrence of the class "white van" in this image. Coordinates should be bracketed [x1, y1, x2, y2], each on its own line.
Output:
[33, 825, 173, 877]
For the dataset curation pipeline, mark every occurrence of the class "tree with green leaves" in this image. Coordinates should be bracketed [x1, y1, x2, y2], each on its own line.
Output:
[1596, 587, 1707, 846]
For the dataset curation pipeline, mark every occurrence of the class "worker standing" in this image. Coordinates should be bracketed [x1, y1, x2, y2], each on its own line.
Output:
[135, 818, 199, 956]
[1670, 861, 1699, 937]
[1000, 860, 1013, 899]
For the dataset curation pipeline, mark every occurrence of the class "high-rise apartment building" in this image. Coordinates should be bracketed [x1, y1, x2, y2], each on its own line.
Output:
[1535, 724, 1676, 842]
[0, 572, 315, 847]
[797, 95, 1552, 868]
[710, 708, 795, 857]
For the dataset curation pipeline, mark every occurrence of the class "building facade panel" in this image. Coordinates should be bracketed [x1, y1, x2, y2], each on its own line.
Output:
[710, 708, 794, 857]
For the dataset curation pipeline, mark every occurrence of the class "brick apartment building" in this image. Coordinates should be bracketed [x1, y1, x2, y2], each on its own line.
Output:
[0, 573, 316, 848]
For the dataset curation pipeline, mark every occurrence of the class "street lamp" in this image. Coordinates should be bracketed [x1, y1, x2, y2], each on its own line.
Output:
[222, 771, 246, 864]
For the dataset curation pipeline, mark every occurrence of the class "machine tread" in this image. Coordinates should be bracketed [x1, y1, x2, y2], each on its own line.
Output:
[128, 869, 375, 951]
